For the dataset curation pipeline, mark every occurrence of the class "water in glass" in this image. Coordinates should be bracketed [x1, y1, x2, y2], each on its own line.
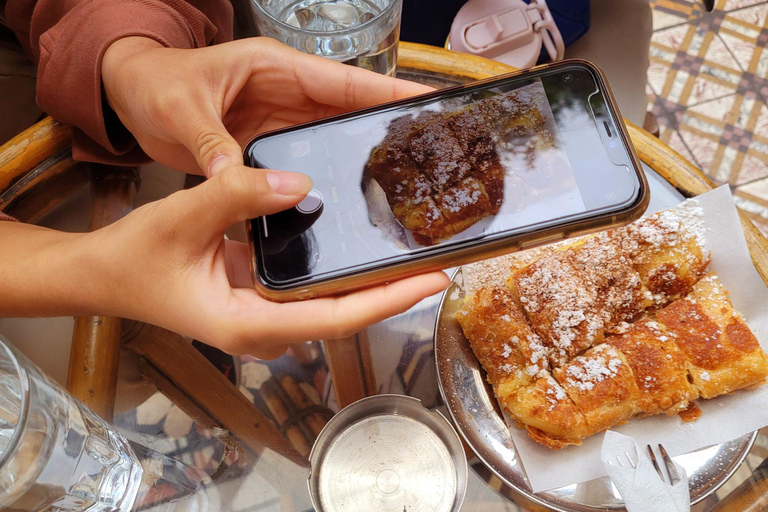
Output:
[253, 0, 401, 75]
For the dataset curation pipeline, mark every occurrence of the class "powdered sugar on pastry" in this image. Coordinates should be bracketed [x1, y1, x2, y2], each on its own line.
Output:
[564, 345, 623, 392]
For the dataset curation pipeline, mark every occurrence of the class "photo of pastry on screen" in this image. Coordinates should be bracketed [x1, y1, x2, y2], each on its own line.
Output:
[362, 80, 577, 249]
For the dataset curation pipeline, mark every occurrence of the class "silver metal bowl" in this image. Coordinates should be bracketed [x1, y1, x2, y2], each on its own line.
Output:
[308, 394, 468, 512]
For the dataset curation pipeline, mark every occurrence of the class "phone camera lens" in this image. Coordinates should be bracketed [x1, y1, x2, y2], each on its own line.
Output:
[296, 189, 323, 214]
[562, 74, 573, 83]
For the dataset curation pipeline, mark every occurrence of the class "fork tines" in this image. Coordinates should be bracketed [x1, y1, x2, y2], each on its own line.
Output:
[647, 444, 681, 485]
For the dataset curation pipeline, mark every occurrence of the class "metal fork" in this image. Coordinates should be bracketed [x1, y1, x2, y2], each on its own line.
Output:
[647, 444, 681, 485]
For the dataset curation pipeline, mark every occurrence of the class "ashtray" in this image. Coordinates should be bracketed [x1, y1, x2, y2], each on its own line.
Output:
[308, 394, 467, 512]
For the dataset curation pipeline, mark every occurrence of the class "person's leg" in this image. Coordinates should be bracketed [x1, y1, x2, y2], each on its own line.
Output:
[565, 0, 653, 126]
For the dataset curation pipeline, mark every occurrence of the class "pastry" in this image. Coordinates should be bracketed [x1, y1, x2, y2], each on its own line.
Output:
[508, 250, 604, 367]
[614, 208, 709, 306]
[504, 370, 589, 450]
[457, 207, 768, 449]
[552, 344, 641, 435]
[606, 319, 698, 416]
[657, 274, 768, 398]
[364, 84, 553, 246]
[455, 286, 548, 398]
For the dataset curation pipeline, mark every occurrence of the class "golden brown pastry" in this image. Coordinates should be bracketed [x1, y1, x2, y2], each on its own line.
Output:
[435, 177, 496, 235]
[392, 195, 456, 246]
[502, 370, 590, 450]
[408, 111, 472, 190]
[508, 251, 604, 367]
[455, 286, 549, 398]
[443, 104, 504, 208]
[365, 115, 456, 245]
[455, 206, 767, 450]
[657, 274, 768, 398]
[607, 319, 698, 416]
[365, 107, 503, 246]
[613, 209, 710, 306]
[553, 344, 641, 436]
[567, 232, 646, 328]
[364, 85, 554, 246]
[505, 207, 710, 366]
[364, 115, 419, 196]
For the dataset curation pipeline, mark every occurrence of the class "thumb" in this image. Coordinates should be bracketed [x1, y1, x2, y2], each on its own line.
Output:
[180, 106, 244, 177]
[178, 166, 313, 239]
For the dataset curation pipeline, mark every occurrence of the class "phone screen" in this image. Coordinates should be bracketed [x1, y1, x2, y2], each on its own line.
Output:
[247, 63, 642, 289]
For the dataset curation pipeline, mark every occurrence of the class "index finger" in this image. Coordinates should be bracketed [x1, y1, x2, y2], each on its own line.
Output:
[289, 47, 435, 110]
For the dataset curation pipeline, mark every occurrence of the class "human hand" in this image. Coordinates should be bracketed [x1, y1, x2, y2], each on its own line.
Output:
[101, 37, 433, 176]
[87, 166, 449, 357]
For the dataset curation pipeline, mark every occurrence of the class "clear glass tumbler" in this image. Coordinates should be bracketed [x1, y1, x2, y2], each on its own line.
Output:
[251, 0, 402, 76]
[0, 337, 142, 512]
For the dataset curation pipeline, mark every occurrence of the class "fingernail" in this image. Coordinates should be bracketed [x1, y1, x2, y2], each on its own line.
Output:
[266, 171, 313, 195]
[208, 155, 232, 176]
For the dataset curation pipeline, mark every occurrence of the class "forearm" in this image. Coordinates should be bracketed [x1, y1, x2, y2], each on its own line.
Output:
[0, 222, 106, 317]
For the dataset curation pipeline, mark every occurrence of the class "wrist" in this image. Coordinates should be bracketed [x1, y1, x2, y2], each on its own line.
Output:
[0, 223, 108, 317]
[102, 36, 164, 113]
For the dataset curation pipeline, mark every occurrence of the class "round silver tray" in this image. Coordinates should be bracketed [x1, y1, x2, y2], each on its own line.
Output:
[434, 272, 757, 511]
[433, 165, 760, 510]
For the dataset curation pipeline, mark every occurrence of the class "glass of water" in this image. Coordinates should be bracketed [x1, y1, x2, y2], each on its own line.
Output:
[251, 0, 402, 76]
[0, 337, 142, 511]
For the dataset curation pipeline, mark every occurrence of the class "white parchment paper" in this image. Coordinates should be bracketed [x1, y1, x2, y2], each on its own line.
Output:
[510, 185, 768, 492]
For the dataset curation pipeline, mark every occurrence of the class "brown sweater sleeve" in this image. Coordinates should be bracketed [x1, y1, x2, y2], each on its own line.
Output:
[2, 0, 234, 166]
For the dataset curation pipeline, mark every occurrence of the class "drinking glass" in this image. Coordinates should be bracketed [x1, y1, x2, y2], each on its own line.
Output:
[250, 0, 403, 76]
[0, 337, 143, 511]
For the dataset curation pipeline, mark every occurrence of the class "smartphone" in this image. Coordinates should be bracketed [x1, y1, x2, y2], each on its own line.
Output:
[245, 60, 649, 301]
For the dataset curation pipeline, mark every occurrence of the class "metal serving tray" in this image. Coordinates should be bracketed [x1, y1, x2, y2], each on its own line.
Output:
[433, 165, 757, 511]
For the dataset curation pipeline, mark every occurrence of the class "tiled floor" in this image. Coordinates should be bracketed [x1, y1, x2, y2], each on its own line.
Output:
[647, 0, 768, 235]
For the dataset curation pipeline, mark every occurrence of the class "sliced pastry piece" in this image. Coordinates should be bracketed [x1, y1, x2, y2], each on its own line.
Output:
[444, 104, 504, 208]
[613, 208, 710, 307]
[364, 114, 420, 195]
[408, 113, 471, 191]
[607, 318, 698, 415]
[455, 286, 549, 398]
[567, 232, 646, 329]
[552, 344, 642, 436]
[392, 194, 455, 246]
[365, 102, 508, 245]
[508, 251, 604, 367]
[657, 274, 768, 398]
[365, 115, 454, 245]
[502, 370, 590, 449]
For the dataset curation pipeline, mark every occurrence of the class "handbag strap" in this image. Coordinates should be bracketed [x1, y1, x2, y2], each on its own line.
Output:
[528, 0, 564, 62]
